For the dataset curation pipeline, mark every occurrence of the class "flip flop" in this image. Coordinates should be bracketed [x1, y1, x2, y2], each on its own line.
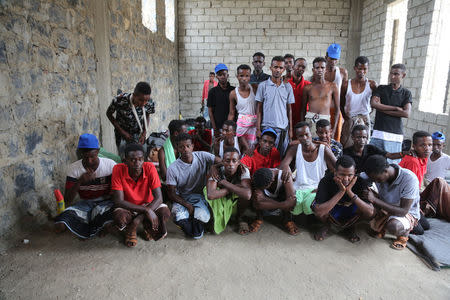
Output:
[249, 219, 263, 233]
[125, 229, 138, 247]
[284, 221, 299, 236]
[314, 225, 329, 241]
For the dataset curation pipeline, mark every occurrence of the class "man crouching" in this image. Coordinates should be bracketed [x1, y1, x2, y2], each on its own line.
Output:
[111, 144, 170, 247]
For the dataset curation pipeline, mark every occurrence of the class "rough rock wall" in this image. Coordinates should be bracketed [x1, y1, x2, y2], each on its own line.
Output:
[0, 0, 178, 250]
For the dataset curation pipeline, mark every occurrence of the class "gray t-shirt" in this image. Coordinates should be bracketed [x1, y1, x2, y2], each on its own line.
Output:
[255, 78, 295, 129]
[361, 165, 420, 219]
[166, 151, 216, 197]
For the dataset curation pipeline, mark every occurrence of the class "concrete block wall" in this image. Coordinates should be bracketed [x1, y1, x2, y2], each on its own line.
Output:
[0, 0, 178, 250]
[178, 0, 352, 118]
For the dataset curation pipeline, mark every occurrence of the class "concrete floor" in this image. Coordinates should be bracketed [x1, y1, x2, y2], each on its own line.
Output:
[0, 221, 449, 299]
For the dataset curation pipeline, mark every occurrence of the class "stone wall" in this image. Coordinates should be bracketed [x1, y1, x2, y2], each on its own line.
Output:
[0, 0, 178, 250]
[178, 0, 353, 118]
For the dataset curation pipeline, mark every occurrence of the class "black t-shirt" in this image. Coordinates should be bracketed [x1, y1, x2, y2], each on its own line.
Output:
[250, 71, 270, 84]
[372, 84, 412, 134]
[343, 144, 387, 173]
[314, 172, 369, 205]
[207, 83, 235, 129]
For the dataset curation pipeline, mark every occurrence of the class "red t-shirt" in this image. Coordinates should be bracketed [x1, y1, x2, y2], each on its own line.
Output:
[188, 129, 212, 151]
[289, 76, 311, 126]
[241, 147, 281, 176]
[111, 162, 161, 205]
[399, 155, 428, 187]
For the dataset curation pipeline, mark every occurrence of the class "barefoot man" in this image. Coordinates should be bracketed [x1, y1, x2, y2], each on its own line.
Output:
[301, 57, 340, 138]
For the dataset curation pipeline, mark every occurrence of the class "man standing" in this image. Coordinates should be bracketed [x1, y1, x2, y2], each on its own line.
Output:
[362, 155, 420, 250]
[250, 52, 270, 84]
[106, 82, 155, 156]
[301, 57, 340, 137]
[282, 53, 295, 82]
[340, 56, 377, 148]
[324, 43, 348, 142]
[111, 144, 171, 247]
[370, 64, 412, 163]
[312, 155, 374, 242]
[207, 64, 235, 138]
[201, 72, 218, 119]
[256, 56, 295, 155]
[289, 58, 311, 126]
[55, 134, 116, 239]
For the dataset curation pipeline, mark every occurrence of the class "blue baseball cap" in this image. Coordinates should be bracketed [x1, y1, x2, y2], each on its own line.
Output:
[215, 63, 228, 74]
[432, 131, 445, 141]
[327, 43, 341, 59]
[261, 128, 278, 139]
[78, 133, 99, 149]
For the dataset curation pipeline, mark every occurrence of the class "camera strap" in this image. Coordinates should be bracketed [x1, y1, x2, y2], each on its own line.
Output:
[129, 94, 149, 139]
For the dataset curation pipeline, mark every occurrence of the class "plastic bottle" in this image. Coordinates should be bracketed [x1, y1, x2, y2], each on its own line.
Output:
[54, 189, 65, 215]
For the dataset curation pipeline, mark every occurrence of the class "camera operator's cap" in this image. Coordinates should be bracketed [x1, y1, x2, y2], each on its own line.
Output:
[261, 128, 278, 139]
[432, 131, 445, 141]
[78, 133, 99, 149]
[215, 63, 228, 74]
[327, 43, 341, 59]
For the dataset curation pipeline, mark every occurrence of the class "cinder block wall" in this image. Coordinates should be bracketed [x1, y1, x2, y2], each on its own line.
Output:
[178, 0, 352, 118]
[360, 0, 448, 140]
[0, 0, 178, 249]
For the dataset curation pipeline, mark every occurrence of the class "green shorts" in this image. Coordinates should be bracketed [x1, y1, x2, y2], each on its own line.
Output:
[291, 188, 316, 215]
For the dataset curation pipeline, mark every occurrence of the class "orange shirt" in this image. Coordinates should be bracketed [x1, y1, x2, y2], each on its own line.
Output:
[111, 162, 161, 205]
[289, 76, 311, 126]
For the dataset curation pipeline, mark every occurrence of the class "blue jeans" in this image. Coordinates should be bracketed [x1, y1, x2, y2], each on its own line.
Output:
[171, 193, 210, 223]
[370, 137, 401, 164]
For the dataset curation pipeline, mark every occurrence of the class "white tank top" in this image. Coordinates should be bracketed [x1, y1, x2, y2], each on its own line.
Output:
[235, 86, 256, 116]
[345, 79, 372, 117]
[333, 66, 342, 94]
[219, 137, 240, 158]
[294, 144, 327, 190]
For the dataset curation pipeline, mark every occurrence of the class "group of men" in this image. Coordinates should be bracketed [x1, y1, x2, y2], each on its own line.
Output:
[55, 43, 450, 251]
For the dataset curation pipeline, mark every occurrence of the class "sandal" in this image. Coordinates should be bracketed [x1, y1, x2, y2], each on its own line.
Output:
[369, 229, 385, 239]
[125, 230, 138, 247]
[249, 219, 263, 233]
[238, 221, 250, 235]
[284, 221, 299, 236]
[390, 236, 408, 250]
[343, 227, 360, 243]
[142, 229, 153, 241]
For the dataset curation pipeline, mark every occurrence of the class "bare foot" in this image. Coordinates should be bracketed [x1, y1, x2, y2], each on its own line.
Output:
[314, 225, 329, 241]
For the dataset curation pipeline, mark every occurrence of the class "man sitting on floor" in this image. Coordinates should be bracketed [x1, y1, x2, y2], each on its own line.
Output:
[55, 134, 117, 239]
[205, 147, 252, 235]
[167, 133, 221, 239]
[111, 144, 170, 247]
[241, 128, 281, 176]
[158, 119, 187, 181]
[361, 155, 420, 250]
[188, 116, 212, 152]
[343, 125, 407, 173]
[312, 155, 374, 243]
[250, 168, 297, 235]
[280, 122, 336, 220]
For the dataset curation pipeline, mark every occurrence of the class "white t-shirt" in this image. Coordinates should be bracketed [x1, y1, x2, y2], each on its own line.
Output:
[425, 153, 450, 182]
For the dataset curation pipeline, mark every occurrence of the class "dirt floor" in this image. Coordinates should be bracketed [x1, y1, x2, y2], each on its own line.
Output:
[0, 220, 449, 300]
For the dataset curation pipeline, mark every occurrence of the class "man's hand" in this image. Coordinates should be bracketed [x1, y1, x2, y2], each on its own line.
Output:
[185, 203, 194, 216]
[138, 131, 147, 144]
[333, 176, 346, 192]
[346, 176, 357, 193]
[289, 129, 293, 140]
[121, 130, 133, 142]
[313, 140, 330, 148]
[209, 164, 221, 182]
[79, 170, 96, 184]
[361, 189, 377, 204]
[289, 140, 300, 146]
[144, 207, 159, 231]
[280, 166, 292, 183]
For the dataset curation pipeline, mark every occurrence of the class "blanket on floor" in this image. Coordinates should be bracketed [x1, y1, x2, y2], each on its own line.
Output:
[407, 218, 450, 271]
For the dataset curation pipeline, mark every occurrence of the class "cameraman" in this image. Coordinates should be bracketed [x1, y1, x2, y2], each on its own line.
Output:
[107, 82, 155, 157]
